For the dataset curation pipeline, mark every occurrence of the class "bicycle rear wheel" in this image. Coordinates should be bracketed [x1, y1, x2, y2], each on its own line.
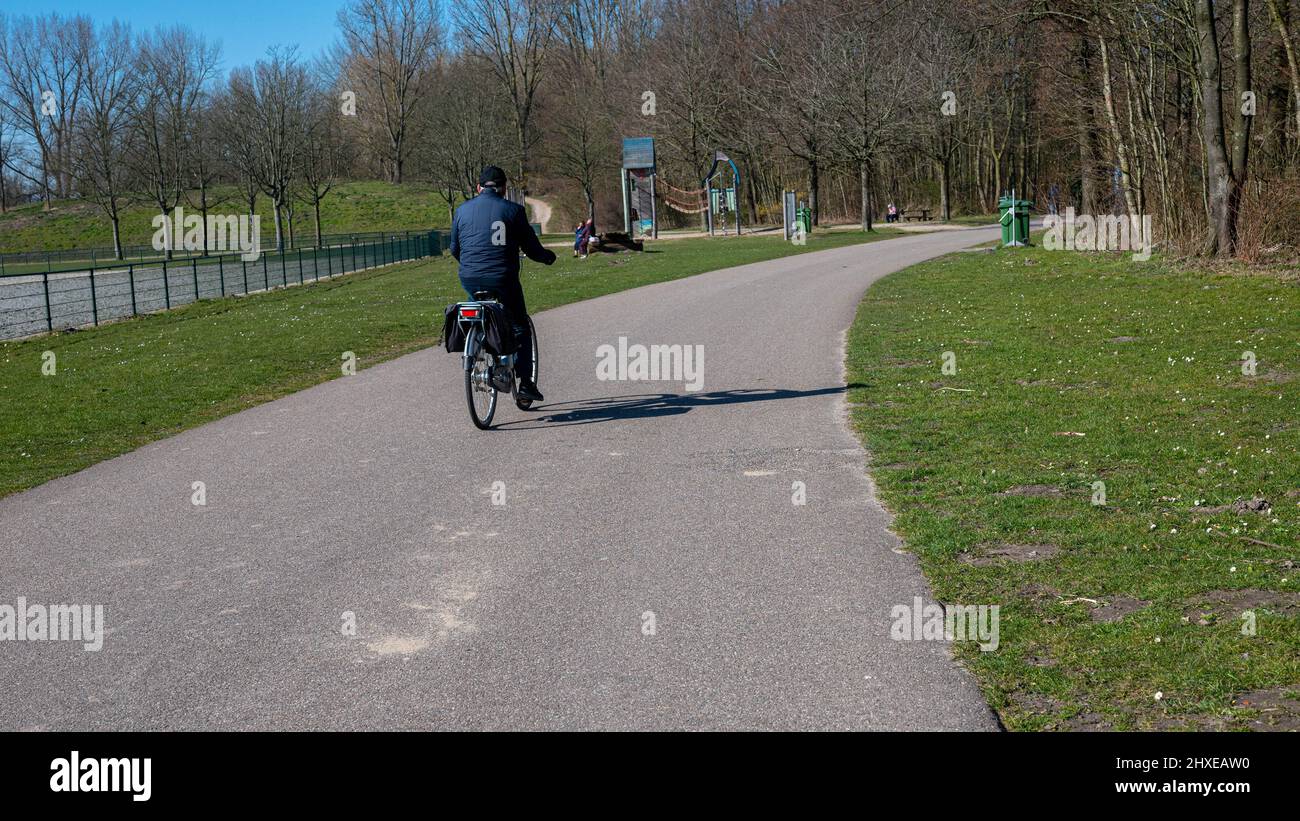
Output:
[514, 316, 539, 410]
[465, 328, 498, 429]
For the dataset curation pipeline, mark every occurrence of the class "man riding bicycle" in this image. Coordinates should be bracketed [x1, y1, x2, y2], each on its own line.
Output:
[450, 166, 556, 402]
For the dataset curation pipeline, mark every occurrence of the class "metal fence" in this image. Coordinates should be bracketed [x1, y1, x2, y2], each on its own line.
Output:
[0, 229, 436, 274]
[0, 231, 445, 341]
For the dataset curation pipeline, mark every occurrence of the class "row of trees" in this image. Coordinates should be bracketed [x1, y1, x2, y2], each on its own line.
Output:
[2, 0, 1298, 259]
[0, 13, 348, 258]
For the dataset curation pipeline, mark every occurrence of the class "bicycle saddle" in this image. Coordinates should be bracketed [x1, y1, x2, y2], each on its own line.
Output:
[472, 290, 498, 301]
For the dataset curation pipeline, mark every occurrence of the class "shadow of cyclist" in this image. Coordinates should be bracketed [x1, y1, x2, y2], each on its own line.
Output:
[493, 386, 856, 429]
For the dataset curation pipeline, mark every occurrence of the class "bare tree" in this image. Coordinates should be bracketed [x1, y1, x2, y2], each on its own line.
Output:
[228, 48, 311, 252]
[335, 0, 443, 184]
[822, 1, 916, 230]
[421, 61, 513, 213]
[184, 90, 234, 255]
[132, 26, 219, 258]
[70, 19, 139, 259]
[0, 13, 90, 206]
[299, 82, 348, 246]
[455, 0, 560, 189]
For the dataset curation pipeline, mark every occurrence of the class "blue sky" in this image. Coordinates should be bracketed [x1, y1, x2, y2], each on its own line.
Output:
[9, 0, 347, 74]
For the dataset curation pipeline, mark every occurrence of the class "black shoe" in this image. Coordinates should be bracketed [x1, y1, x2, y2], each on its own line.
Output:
[517, 380, 544, 402]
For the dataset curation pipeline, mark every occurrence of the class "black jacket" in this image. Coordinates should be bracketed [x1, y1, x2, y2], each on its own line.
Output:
[450, 188, 555, 285]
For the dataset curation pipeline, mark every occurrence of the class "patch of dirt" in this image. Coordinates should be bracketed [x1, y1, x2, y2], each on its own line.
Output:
[1009, 692, 1114, 731]
[1017, 583, 1061, 602]
[1150, 715, 1230, 731]
[1231, 685, 1300, 731]
[960, 542, 1060, 566]
[1089, 596, 1151, 623]
[1060, 712, 1113, 731]
[1192, 496, 1271, 515]
[998, 484, 1065, 497]
[1236, 369, 1295, 386]
[1182, 589, 1300, 624]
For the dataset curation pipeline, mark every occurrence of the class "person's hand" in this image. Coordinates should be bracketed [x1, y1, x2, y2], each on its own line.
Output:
[543, 249, 557, 265]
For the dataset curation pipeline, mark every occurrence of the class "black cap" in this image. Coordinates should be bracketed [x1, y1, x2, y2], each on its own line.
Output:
[479, 165, 507, 189]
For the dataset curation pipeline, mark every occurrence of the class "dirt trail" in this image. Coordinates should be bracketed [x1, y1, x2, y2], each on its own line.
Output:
[525, 197, 552, 234]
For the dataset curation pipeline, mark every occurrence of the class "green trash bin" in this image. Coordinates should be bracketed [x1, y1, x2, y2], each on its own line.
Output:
[796, 207, 812, 235]
[997, 195, 1033, 246]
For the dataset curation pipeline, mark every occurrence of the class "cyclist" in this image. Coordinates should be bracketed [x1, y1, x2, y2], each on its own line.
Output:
[450, 166, 556, 402]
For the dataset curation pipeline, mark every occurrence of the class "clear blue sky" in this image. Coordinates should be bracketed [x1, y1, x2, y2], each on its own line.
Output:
[9, 0, 347, 74]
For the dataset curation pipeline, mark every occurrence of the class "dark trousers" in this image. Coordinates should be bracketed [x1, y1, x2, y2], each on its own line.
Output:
[461, 277, 533, 381]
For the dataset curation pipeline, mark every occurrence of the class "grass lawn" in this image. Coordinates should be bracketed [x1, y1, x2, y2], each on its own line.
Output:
[0, 180, 451, 254]
[0, 227, 901, 498]
[846, 245, 1299, 730]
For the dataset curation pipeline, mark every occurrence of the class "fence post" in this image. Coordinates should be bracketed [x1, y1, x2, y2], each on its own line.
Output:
[89, 267, 99, 325]
[327, 245, 334, 277]
[191, 258, 200, 301]
[262, 253, 269, 291]
[352, 242, 357, 272]
[299, 248, 305, 283]
[218, 255, 225, 296]
[162, 259, 171, 309]
[43, 272, 52, 332]
[313, 247, 319, 279]
[129, 264, 137, 316]
[242, 257, 249, 294]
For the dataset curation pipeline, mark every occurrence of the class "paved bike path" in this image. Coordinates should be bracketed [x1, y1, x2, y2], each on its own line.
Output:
[1, 228, 1002, 730]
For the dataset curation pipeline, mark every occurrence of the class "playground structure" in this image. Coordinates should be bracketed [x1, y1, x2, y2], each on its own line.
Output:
[702, 151, 741, 237]
[623, 142, 745, 238]
[620, 137, 658, 239]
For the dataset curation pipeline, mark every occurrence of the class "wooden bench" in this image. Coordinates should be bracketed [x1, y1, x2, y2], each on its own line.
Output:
[903, 208, 933, 222]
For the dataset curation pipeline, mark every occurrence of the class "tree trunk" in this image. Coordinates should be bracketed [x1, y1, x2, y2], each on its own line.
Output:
[1266, 0, 1300, 146]
[314, 202, 323, 247]
[273, 199, 284, 252]
[809, 159, 820, 226]
[860, 159, 874, 232]
[159, 206, 173, 260]
[938, 155, 951, 221]
[1195, 0, 1237, 256]
[111, 215, 123, 260]
[199, 183, 210, 256]
[1227, 0, 1252, 252]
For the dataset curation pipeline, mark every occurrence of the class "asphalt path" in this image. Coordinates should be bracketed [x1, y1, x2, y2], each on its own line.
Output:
[1, 227, 1004, 730]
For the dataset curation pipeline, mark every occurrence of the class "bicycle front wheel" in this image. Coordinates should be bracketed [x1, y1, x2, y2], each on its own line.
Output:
[465, 328, 498, 429]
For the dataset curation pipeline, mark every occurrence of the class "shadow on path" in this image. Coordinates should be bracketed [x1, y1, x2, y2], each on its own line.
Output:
[495, 385, 854, 429]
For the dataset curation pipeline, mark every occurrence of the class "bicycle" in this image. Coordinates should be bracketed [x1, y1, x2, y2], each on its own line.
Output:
[456, 290, 539, 430]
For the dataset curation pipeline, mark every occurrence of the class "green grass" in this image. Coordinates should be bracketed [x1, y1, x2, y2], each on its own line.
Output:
[0, 180, 451, 254]
[0, 227, 901, 498]
[942, 213, 1002, 226]
[846, 245, 1300, 730]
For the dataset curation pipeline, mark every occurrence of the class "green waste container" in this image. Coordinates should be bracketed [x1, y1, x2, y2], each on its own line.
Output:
[998, 195, 1033, 246]
[796, 207, 812, 235]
